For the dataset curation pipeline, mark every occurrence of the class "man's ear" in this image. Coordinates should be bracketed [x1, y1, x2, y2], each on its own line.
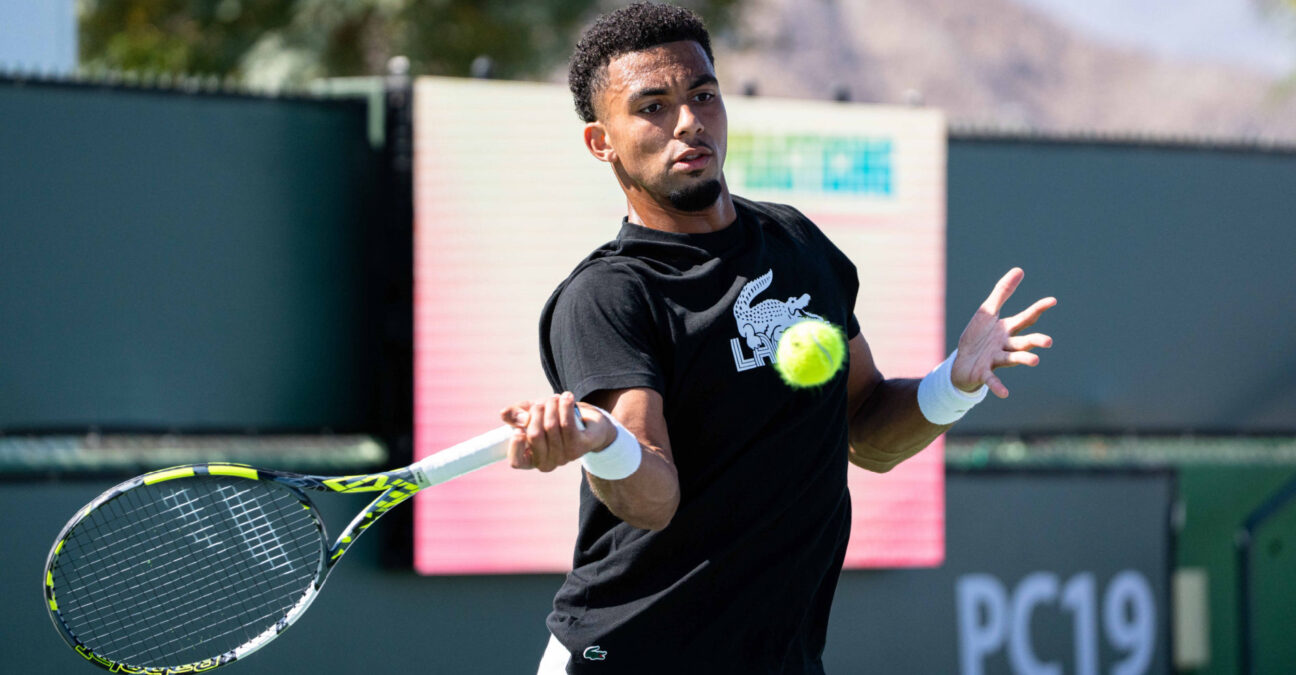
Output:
[584, 122, 617, 164]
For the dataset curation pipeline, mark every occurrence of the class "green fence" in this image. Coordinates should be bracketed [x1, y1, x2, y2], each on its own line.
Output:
[3, 76, 1295, 674]
[946, 134, 1296, 436]
[0, 76, 384, 434]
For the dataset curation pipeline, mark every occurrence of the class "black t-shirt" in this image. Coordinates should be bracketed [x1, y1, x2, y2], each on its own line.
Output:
[539, 196, 861, 674]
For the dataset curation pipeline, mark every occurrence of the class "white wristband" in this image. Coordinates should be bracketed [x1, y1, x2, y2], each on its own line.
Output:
[917, 349, 988, 425]
[581, 407, 641, 480]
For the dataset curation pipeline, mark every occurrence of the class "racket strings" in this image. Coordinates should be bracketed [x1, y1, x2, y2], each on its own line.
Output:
[66, 487, 296, 615]
[60, 487, 265, 659]
[61, 482, 322, 664]
[52, 477, 324, 667]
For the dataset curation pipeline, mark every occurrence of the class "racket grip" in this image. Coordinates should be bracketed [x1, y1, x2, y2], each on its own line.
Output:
[409, 426, 514, 487]
[573, 402, 587, 431]
[411, 403, 585, 486]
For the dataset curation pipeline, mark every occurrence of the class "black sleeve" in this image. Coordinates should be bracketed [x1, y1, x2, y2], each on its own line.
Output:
[542, 262, 666, 402]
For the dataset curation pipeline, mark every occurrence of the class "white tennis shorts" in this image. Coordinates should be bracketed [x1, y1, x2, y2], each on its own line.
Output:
[537, 633, 570, 674]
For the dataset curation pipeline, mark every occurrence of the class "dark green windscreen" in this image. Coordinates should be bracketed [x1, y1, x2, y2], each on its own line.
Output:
[0, 80, 380, 432]
[947, 138, 1296, 434]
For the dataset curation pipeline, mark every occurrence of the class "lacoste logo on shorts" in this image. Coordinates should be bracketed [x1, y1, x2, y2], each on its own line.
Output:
[582, 645, 608, 661]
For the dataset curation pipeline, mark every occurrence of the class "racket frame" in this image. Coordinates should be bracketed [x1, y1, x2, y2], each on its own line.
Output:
[44, 424, 517, 674]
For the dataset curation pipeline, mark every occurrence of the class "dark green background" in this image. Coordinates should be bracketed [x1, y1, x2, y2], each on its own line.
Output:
[3, 472, 1173, 673]
[0, 80, 380, 432]
[946, 137, 1296, 435]
[3, 78, 1295, 674]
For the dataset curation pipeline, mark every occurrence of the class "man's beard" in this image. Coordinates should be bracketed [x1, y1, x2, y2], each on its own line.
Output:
[666, 178, 722, 212]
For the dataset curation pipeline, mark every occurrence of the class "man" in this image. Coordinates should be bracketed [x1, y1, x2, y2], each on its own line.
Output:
[500, 3, 1055, 673]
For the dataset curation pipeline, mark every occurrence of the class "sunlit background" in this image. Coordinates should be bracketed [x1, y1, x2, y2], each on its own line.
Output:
[4, 0, 1296, 137]
[2, 2, 1296, 674]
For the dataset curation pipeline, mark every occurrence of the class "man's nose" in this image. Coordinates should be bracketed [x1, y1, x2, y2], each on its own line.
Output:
[675, 104, 703, 138]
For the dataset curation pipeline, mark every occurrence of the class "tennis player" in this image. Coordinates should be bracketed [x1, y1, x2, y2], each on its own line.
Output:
[501, 4, 1056, 673]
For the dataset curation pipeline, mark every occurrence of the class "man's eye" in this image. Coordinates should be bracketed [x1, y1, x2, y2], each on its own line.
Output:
[639, 103, 662, 114]
[694, 92, 715, 102]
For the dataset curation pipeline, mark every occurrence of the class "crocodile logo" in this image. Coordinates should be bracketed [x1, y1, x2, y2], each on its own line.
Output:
[582, 645, 608, 661]
[730, 269, 823, 372]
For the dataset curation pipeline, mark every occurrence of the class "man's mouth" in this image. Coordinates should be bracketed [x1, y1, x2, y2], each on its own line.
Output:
[672, 147, 713, 171]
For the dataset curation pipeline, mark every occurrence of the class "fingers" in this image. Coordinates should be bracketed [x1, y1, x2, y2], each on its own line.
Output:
[995, 329, 1051, 375]
[995, 350, 1041, 368]
[953, 335, 1048, 397]
[985, 372, 1010, 399]
[951, 351, 1015, 398]
[500, 402, 532, 428]
[1007, 333, 1052, 352]
[514, 392, 588, 472]
[1006, 296, 1057, 335]
[526, 401, 550, 470]
[501, 403, 534, 470]
[507, 427, 533, 469]
[958, 270, 1053, 399]
[558, 393, 586, 443]
[981, 268, 1024, 315]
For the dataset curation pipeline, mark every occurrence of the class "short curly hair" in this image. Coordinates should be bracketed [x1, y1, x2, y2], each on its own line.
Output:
[568, 3, 715, 123]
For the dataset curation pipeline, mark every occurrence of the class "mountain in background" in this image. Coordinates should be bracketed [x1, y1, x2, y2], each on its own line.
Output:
[713, 0, 1296, 141]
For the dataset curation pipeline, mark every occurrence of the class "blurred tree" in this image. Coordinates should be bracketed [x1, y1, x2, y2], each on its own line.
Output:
[79, 0, 741, 85]
[78, 0, 295, 75]
[1257, 0, 1296, 39]
[1256, 0, 1296, 95]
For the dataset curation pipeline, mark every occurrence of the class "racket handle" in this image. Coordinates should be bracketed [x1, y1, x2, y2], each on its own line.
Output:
[411, 403, 585, 487]
[573, 402, 587, 431]
[410, 426, 513, 487]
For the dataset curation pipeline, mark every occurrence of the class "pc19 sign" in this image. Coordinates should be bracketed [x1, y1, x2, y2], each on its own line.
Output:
[823, 471, 1172, 673]
[957, 570, 1158, 675]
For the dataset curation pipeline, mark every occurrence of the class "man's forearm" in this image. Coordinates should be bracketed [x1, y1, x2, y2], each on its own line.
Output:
[588, 444, 679, 530]
[582, 388, 680, 531]
[847, 377, 952, 472]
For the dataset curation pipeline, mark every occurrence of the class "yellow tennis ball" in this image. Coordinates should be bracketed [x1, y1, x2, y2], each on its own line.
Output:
[775, 319, 846, 388]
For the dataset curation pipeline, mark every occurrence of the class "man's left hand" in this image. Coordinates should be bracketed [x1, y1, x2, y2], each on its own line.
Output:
[951, 268, 1056, 398]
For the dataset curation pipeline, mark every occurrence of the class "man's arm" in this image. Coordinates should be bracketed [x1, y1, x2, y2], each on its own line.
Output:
[844, 338, 941, 472]
[847, 268, 1056, 472]
[502, 388, 679, 531]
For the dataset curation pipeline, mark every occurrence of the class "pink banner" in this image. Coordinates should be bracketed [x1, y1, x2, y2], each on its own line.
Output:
[413, 77, 946, 573]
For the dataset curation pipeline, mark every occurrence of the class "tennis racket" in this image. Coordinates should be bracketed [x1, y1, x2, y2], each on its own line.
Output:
[43, 412, 581, 673]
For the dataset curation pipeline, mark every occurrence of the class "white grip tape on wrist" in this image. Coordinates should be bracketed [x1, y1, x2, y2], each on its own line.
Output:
[581, 407, 641, 480]
[917, 349, 988, 425]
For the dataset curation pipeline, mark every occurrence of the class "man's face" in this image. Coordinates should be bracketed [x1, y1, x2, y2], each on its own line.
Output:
[589, 40, 727, 212]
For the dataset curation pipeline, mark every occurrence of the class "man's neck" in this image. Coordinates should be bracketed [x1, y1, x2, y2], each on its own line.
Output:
[625, 184, 737, 234]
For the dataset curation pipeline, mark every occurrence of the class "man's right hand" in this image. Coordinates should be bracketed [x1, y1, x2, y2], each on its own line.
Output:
[501, 391, 617, 472]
